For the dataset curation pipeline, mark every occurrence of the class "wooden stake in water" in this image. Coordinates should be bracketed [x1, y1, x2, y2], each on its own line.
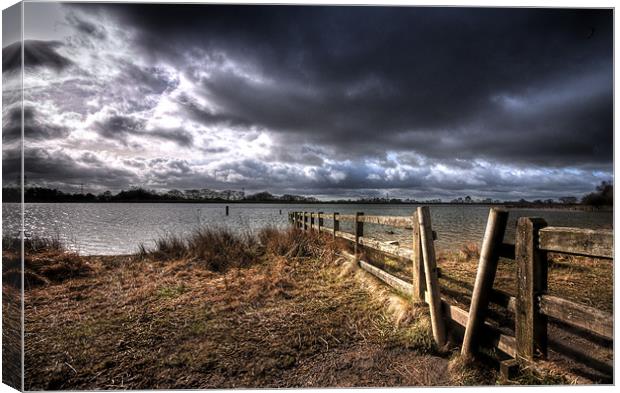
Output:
[225, 206, 229, 216]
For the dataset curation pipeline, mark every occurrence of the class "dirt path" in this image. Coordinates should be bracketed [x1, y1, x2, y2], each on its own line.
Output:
[24, 252, 466, 389]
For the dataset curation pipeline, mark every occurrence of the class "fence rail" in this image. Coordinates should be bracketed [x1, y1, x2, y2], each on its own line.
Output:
[288, 208, 613, 379]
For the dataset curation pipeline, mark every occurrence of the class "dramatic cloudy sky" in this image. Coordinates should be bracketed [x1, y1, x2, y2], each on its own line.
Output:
[1, 3, 613, 200]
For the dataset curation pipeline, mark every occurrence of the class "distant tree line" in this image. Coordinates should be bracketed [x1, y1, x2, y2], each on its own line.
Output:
[0, 181, 612, 206]
[1, 187, 319, 203]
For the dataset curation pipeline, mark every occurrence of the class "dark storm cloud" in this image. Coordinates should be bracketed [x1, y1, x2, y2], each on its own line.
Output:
[75, 4, 613, 169]
[3, 40, 73, 73]
[94, 114, 194, 147]
[2, 147, 137, 189]
[175, 93, 251, 129]
[24, 4, 612, 197]
[2, 105, 71, 143]
[66, 12, 107, 40]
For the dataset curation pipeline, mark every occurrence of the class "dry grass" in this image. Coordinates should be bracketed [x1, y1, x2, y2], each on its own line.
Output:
[3, 235, 93, 289]
[16, 227, 605, 389]
[22, 228, 455, 389]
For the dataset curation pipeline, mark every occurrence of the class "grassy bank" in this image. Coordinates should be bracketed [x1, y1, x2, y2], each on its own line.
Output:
[6, 228, 583, 389]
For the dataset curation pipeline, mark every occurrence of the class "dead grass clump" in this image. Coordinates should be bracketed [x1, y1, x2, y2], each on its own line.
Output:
[2, 236, 92, 288]
[448, 354, 495, 386]
[186, 228, 260, 272]
[139, 228, 262, 272]
[153, 234, 187, 260]
[458, 242, 480, 262]
[258, 226, 336, 262]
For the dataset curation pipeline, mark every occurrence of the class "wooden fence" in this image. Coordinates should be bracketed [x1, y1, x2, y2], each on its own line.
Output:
[287, 207, 613, 379]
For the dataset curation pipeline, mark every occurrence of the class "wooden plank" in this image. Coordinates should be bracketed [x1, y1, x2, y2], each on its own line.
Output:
[515, 217, 548, 360]
[357, 236, 413, 260]
[462, 208, 509, 357]
[539, 295, 613, 340]
[418, 206, 447, 347]
[539, 227, 613, 259]
[349, 252, 516, 358]
[412, 212, 426, 303]
[547, 335, 613, 376]
[357, 215, 412, 228]
[359, 260, 413, 295]
[338, 214, 356, 222]
[336, 230, 355, 242]
[440, 274, 516, 313]
[437, 295, 516, 357]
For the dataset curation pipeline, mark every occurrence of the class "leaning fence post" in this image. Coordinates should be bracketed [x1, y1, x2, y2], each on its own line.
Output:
[461, 208, 509, 357]
[515, 217, 548, 361]
[418, 206, 447, 347]
[411, 212, 426, 303]
[333, 212, 339, 240]
[354, 212, 364, 258]
[318, 211, 324, 233]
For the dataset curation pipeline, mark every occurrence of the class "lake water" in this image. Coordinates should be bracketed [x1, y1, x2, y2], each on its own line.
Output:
[2, 203, 613, 255]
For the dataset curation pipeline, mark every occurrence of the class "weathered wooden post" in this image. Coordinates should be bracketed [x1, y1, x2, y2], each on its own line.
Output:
[333, 212, 339, 240]
[310, 212, 315, 231]
[411, 211, 426, 303]
[303, 212, 308, 231]
[318, 211, 324, 233]
[354, 212, 364, 258]
[225, 205, 229, 216]
[515, 217, 548, 361]
[417, 206, 447, 347]
[461, 208, 509, 357]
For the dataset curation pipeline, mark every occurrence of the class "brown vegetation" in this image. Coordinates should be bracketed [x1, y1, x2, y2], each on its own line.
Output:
[22, 228, 458, 389]
[14, 227, 604, 389]
[3, 236, 92, 288]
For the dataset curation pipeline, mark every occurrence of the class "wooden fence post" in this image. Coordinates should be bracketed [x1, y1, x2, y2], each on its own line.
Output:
[411, 212, 426, 303]
[304, 212, 308, 231]
[461, 208, 509, 357]
[417, 206, 447, 347]
[354, 212, 364, 258]
[310, 212, 315, 231]
[318, 211, 324, 233]
[515, 217, 548, 361]
[333, 212, 339, 240]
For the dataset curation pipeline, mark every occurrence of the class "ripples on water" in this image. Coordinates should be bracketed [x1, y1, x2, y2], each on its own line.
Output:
[2, 203, 613, 256]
